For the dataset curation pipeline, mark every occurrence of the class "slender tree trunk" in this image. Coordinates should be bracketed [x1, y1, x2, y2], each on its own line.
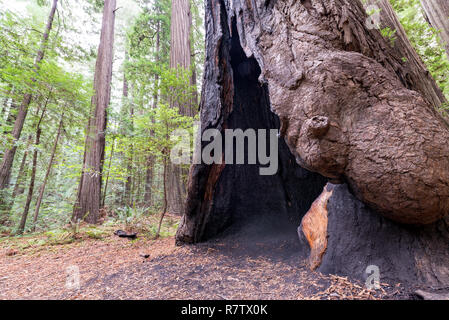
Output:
[73, 0, 116, 224]
[0, 94, 8, 120]
[0, 85, 12, 124]
[32, 113, 64, 231]
[101, 136, 115, 208]
[124, 98, 134, 207]
[0, 0, 58, 192]
[367, 0, 447, 109]
[11, 135, 32, 199]
[135, 166, 142, 205]
[156, 149, 168, 238]
[16, 104, 46, 235]
[144, 154, 154, 206]
[3, 99, 18, 137]
[121, 53, 133, 207]
[420, 0, 449, 57]
[144, 20, 161, 208]
[167, 0, 193, 215]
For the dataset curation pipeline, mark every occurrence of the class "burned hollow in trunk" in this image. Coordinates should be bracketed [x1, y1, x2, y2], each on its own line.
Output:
[176, 17, 327, 244]
[177, 0, 449, 291]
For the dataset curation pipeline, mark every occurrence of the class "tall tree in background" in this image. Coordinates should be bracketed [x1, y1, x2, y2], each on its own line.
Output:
[0, 0, 58, 215]
[73, 0, 116, 224]
[123, 65, 134, 207]
[17, 97, 49, 235]
[367, 0, 447, 109]
[144, 17, 161, 208]
[420, 0, 449, 57]
[167, 0, 193, 215]
[32, 112, 65, 230]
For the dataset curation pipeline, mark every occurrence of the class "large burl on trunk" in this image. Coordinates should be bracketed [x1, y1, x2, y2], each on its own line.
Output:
[177, 0, 449, 288]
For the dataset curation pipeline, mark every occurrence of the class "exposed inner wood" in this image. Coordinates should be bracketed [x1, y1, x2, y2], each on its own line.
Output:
[300, 183, 333, 270]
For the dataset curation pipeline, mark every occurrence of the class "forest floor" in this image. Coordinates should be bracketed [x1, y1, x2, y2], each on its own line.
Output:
[0, 214, 410, 300]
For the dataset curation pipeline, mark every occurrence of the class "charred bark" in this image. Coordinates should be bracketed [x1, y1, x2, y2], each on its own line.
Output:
[177, 0, 449, 288]
[176, 1, 327, 244]
[299, 183, 449, 289]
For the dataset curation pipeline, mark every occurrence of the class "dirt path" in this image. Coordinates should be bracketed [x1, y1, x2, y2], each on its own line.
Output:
[0, 227, 408, 300]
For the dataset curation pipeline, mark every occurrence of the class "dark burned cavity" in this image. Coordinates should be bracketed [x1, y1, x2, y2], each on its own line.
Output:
[202, 21, 327, 261]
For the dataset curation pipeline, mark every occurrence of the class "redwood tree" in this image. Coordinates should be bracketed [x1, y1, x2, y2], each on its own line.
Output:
[73, 0, 116, 224]
[176, 0, 449, 290]
[167, 0, 193, 215]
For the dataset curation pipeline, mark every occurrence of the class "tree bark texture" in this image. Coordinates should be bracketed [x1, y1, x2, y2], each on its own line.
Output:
[225, 0, 449, 225]
[73, 0, 116, 224]
[420, 0, 449, 57]
[167, 0, 194, 215]
[170, 0, 192, 74]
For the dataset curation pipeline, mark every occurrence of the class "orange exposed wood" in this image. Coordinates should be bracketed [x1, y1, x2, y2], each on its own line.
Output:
[301, 184, 333, 270]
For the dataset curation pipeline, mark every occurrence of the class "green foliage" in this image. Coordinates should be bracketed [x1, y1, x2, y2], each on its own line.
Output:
[380, 26, 397, 46]
[0, 3, 94, 234]
[390, 0, 449, 100]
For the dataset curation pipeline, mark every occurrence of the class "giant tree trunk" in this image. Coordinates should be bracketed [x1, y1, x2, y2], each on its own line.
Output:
[420, 0, 449, 57]
[73, 0, 116, 224]
[368, 0, 447, 109]
[176, 0, 449, 289]
[167, 0, 193, 215]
